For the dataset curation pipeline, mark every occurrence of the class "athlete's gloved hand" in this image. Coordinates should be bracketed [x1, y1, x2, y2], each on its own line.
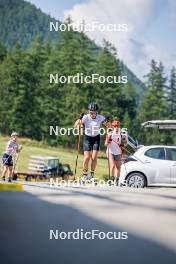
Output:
[105, 116, 110, 122]
[104, 112, 110, 122]
[79, 112, 85, 120]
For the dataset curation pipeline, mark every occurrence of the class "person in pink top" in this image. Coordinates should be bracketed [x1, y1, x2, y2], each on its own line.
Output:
[105, 119, 128, 185]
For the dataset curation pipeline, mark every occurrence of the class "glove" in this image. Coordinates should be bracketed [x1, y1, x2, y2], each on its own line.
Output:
[79, 112, 85, 120]
[104, 112, 110, 122]
[105, 116, 110, 122]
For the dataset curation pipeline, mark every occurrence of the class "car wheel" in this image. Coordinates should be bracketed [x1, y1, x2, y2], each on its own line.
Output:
[126, 172, 147, 188]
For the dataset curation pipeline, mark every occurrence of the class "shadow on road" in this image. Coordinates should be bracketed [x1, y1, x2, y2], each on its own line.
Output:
[34, 184, 176, 214]
[0, 190, 176, 264]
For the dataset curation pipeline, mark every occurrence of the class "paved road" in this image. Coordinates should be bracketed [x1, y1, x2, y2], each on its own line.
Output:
[0, 182, 176, 264]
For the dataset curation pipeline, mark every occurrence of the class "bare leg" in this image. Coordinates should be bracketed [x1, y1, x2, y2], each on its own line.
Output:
[114, 159, 121, 184]
[83, 151, 91, 174]
[91, 150, 99, 173]
[1, 166, 8, 179]
[108, 153, 115, 178]
[7, 166, 13, 180]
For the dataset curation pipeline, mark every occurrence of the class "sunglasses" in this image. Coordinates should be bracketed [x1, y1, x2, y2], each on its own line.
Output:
[89, 111, 96, 115]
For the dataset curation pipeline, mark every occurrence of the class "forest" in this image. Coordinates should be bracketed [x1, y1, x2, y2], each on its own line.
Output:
[0, 0, 176, 148]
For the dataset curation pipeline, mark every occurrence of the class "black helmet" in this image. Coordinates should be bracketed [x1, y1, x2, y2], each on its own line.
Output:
[88, 102, 99, 111]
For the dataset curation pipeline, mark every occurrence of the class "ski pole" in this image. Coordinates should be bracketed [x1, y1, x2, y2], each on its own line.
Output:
[110, 137, 145, 165]
[0, 149, 15, 169]
[105, 122, 113, 182]
[11, 145, 22, 179]
[12, 152, 20, 179]
[74, 119, 82, 179]
[107, 143, 111, 181]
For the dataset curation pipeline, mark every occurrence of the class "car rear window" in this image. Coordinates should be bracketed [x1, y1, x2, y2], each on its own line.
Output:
[145, 148, 165, 160]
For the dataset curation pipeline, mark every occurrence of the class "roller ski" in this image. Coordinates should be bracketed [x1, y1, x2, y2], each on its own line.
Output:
[80, 171, 98, 186]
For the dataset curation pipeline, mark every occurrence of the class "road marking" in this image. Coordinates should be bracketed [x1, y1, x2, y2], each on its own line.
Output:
[0, 183, 23, 192]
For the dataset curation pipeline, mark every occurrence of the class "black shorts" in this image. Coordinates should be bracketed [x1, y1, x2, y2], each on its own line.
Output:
[83, 134, 100, 151]
[2, 153, 13, 166]
[112, 154, 121, 161]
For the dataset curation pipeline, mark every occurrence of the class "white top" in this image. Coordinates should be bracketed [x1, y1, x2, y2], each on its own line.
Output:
[5, 140, 19, 156]
[107, 130, 122, 155]
[82, 114, 105, 136]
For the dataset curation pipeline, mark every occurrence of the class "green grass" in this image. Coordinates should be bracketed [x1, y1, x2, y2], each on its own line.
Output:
[0, 136, 109, 180]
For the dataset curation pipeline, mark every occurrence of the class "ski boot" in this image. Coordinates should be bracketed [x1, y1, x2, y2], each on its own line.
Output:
[115, 177, 119, 187]
[108, 176, 115, 186]
[80, 170, 88, 184]
[1, 176, 5, 181]
[89, 171, 98, 186]
[8, 177, 12, 183]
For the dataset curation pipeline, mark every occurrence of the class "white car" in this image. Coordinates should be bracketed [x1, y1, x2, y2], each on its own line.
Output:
[119, 145, 176, 188]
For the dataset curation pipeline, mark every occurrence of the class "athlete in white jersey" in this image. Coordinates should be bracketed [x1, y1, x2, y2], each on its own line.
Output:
[74, 102, 110, 180]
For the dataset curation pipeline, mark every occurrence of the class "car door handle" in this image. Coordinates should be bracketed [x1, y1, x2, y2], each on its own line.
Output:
[144, 160, 151, 163]
[173, 163, 176, 166]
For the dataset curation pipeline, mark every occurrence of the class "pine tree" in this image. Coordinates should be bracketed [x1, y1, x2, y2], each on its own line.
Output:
[0, 43, 25, 134]
[58, 22, 96, 122]
[138, 60, 168, 144]
[94, 40, 124, 118]
[122, 82, 137, 135]
[0, 42, 7, 62]
[44, 22, 97, 146]
[0, 42, 45, 139]
[167, 66, 176, 118]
